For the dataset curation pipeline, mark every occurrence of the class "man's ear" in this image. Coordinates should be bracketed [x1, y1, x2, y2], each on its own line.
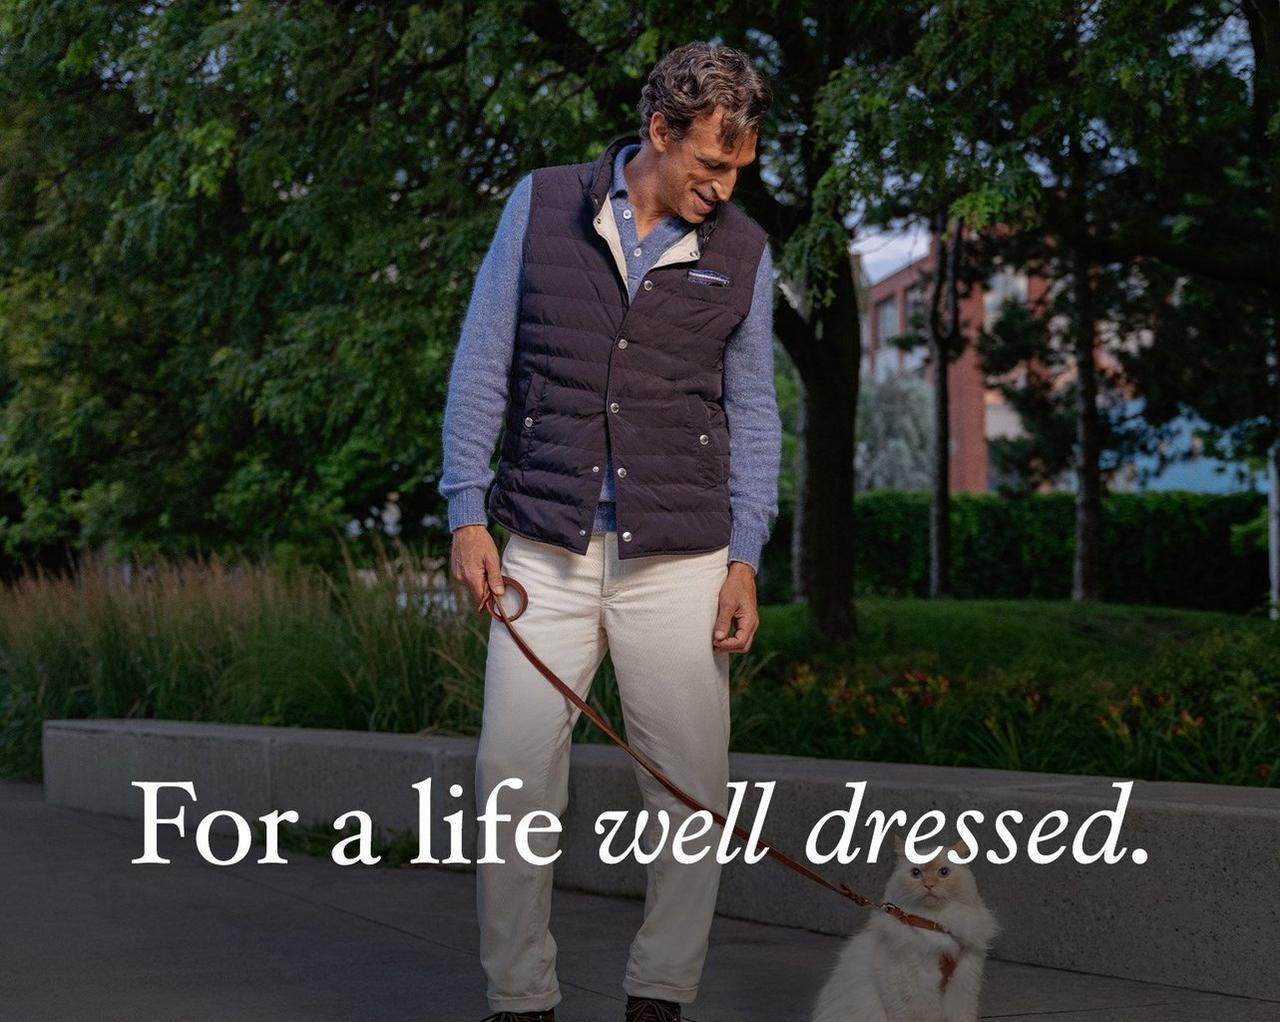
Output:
[649, 111, 671, 153]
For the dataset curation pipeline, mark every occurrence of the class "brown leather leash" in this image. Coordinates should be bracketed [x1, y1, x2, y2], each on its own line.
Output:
[477, 573, 958, 988]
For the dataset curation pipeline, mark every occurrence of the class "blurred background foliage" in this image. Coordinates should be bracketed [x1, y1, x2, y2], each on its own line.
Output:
[0, 0, 1275, 611]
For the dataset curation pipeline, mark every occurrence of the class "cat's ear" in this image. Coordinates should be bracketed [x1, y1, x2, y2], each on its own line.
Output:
[949, 837, 973, 862]
[894, 834, 906, 860]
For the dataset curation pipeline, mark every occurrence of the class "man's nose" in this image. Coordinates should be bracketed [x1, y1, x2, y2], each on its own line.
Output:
[711, 171, 738, 201]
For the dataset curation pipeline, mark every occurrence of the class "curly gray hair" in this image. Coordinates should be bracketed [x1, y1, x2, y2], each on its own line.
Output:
[637, 41, 772, 149]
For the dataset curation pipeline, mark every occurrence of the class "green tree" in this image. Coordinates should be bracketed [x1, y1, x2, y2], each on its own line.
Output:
[1, 1, 921, 638]
[815, 0, 1276, 602]
[0, 1, 619, 569]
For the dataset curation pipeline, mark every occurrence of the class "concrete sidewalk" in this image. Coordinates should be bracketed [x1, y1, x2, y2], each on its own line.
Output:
[1, 779, 1273, 1022]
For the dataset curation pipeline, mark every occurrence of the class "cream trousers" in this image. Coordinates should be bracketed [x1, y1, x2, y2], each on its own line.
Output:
[475, 529, 733, 1013]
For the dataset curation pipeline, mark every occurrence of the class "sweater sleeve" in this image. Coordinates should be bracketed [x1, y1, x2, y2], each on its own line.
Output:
[438, 173, 533, 531]
[723, 242, 782, 576]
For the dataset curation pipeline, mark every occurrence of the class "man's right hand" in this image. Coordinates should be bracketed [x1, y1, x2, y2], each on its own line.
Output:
[450, 523, 504, 608]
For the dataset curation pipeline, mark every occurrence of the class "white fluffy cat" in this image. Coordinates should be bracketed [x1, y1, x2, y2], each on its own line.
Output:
[810, 835, 1000, 1022]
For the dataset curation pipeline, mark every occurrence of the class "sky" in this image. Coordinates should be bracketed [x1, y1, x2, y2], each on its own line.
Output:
[849, 222, 931, 284]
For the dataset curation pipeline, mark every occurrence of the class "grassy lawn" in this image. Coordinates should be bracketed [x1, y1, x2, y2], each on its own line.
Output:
[756, 597, 1271, 683]
[1, 556, 1276, 787]
[719, 599, 1280, 784]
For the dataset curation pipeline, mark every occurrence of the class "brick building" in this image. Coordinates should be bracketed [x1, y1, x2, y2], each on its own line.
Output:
[854, 237, 1264, 496]
[858, 245, 1050, 493]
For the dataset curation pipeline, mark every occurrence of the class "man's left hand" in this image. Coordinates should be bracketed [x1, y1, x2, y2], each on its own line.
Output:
[713, 561, 759, 653]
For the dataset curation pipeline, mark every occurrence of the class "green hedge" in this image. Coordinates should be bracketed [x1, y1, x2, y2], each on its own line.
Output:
[760, 490, 1267, 613]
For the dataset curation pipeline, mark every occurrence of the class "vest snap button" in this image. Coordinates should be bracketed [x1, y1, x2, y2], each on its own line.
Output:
[622, 531, 632, 542]
[524, 416, 534, 427]
[642, 279, 653, 291]
[699, 434, 710, 445]
[616, 467, 627, 478]
[591, 465, 599, 473]
[579, 529, 587, 536]
[617, 338, 628, 348]
[609, 402, 619, 413]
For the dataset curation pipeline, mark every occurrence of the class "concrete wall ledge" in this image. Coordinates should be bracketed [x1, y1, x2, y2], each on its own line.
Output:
[42, 718, 1280, 1001]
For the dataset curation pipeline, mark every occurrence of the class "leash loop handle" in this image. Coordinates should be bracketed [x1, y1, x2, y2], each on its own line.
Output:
[478, 574, 527, 623]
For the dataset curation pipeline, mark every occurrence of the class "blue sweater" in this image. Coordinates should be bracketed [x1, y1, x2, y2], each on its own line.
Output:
[439, 144, 781, 573]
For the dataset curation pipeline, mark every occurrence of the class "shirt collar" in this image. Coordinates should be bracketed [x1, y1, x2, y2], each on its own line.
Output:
[610, 143, 641, 199]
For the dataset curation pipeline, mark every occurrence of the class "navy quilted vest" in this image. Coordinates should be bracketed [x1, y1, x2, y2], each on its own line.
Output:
[487, 133, 769, 559]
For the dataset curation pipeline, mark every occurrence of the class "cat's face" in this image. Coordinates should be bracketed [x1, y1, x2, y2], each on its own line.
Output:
[884, 835, 981, 910]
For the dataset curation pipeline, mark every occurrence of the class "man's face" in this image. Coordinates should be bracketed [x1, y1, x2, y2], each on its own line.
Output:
[650, 107, 758, 223]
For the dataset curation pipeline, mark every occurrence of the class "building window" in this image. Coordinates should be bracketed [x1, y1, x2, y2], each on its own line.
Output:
[983, 265, 1029, 328]
[905, 284, 927, 334]
[901, 343, 928, 378]
[873, 297, 900, 381]
[875, 296, 900, 343]
[859, 310, 871, 377]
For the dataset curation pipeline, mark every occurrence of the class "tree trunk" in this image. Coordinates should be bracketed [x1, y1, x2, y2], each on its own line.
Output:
[794, 372, 857, 638]
[776, 251, 860, 641]
[1269, 293, 1280, 619]
[1071, 246, 1103, 601]
[928, 212, 962, 598]
[1248, 1, 1280, 617]
[930, 339, 951, 598]
[1269, 435, 1279, 619]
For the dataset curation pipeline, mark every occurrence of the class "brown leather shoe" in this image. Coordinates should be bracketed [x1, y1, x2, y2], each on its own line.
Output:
[481, 1011, 555, 1021]
[624, 996, 682, 1021]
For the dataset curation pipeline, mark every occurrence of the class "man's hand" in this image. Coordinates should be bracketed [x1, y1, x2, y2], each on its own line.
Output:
[713, 561, 760, 653]
[450, 524, 504, 608]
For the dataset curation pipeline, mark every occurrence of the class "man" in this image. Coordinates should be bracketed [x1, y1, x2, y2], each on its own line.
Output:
[438, 41, 780, 1022]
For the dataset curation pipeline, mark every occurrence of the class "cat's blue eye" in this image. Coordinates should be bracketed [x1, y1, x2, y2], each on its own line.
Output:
[939, 867, 950, 877]
[910, 867, 922, 877]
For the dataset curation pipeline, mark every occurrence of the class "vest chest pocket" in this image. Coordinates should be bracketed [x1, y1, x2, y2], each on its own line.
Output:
[677, 276, 744, 317]
[674, 275, 748, 351]
[685, 394, 729, 488]
[516, 372, 549, 466]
